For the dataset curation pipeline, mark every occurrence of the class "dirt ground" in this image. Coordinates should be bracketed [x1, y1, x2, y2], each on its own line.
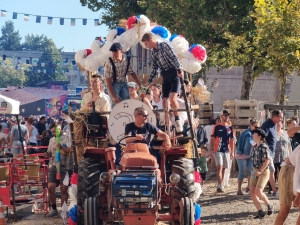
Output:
[8, 171, 300, 225]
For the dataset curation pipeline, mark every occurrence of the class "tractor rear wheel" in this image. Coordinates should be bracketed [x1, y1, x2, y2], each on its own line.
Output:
[171, 158, 195, 201]
[77, 158, 101, 225]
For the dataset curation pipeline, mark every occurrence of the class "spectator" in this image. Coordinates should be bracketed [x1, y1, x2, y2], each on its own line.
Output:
[37, 116, 47, 146]
[41, 130, 50, 147]
[286, 117, 299, 150]
[0, 119, 7, 133]
[27, 117, 39, 146]
[151, 84, 164, 127]
[104, 42, 141, 104]
[250, 128, 274, 218]
[81, 74, 111, 112]
[274, 120, 292, 183]
[261, 110, 283, 196]
[205, 117, 216, 177]
[236, 119, 260, 195]
[0, 125, 8, 158]
[8, 118, 29, 156]
[274, 146, 296, 225]
[44, 122, 74, 217]
[128, 82, 140, 100]
[141, 89, 154, 110]
[197, 146, 210, 187]
[184, 79, 192, 95]
[210, 110, 234, 193]
[196, 123, 208, 148]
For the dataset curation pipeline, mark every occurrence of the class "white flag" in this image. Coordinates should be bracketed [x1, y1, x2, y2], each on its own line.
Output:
[1, 10, 6, 17]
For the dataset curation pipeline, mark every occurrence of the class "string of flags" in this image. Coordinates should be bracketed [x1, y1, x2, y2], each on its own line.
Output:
[0, 9, 102, 26]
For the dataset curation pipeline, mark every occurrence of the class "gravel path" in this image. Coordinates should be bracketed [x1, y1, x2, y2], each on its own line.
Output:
[8, 172, 299, 224]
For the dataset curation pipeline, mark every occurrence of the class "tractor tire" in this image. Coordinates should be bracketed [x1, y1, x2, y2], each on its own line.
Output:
[179, 197, 195, 225]
[84, 197, 98, 225]
[77, 158, 101, 225]
[171, 158, 195, 201]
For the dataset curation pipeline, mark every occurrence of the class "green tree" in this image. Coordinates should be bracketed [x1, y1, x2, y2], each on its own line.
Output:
[0, 58, 27, 87]
[0, 21, 22, 50]
[24, 39, 67, 86]
[22, 34, 64, 52]
[80, 0, 147, 27]
[252, 0, 300, 104]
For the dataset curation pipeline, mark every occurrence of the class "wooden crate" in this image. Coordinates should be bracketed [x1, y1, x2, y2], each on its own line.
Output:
[234, 109, 256, 118]
[199, 118, 210, 125]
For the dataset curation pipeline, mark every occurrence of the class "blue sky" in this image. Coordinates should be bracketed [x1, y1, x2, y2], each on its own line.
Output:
[0, 0, 109, 52]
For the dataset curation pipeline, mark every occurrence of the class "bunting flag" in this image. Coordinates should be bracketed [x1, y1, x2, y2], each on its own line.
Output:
[0, 9, 105, 26]
[60, 18, 64, 25]
[3, 55, 6, 60]
[47, 17, 53, 25]
[1, 10, 6, 17]
[36, 15, 41, 23]
[26, 59, 30, 64]
[71, 18, 76, 26]
[24, 14, 29, 21]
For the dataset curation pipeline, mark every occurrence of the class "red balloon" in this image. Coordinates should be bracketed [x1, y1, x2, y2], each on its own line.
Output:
[126, 16, 137, 30]
[68, 217, 77, 225]
[191, 45, 207, 62]
[194, 171, 201, 183]
[195, 218, 201, 225]
[70, 173, 78, 185]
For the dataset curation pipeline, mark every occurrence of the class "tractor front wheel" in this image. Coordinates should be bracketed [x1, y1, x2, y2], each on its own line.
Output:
[179, 197, 195, 225]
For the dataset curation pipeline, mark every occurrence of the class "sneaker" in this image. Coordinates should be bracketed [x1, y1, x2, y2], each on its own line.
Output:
[46, 209, 58, 217]
[175, 120, 183, 133]
[221, 186, 225, 193]
[270, 192, 277, 199]
[267, 204, 274, 215]
[254, 211, 265, 219]
[216, 185, 223, 193]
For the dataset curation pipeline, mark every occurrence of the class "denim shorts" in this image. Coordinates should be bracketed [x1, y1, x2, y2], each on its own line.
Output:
[161, 68, 181, 98]
[236, 158, 253, 180]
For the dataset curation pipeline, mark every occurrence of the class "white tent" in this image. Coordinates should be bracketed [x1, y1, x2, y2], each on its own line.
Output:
[0, 94, 20, 115]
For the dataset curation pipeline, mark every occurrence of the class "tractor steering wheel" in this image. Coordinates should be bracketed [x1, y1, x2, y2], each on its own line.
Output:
[117, 135, 136, 147]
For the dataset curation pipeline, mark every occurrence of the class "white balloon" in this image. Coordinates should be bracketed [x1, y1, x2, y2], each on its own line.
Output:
[106, 29, 118, 42]
[171, 36, 189, 55]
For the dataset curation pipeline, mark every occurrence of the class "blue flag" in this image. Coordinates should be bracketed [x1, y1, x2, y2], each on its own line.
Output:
[36, 16, 41, 23]
[83, 19, 87, 25]
[60, 18, 64, 25]
[13, 12, 17, 19]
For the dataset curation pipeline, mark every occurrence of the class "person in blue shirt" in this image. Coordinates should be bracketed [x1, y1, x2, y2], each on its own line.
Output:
[236, 119, 260, 195]
[125, 107, 171, 149]
[261, 110, 283, 196]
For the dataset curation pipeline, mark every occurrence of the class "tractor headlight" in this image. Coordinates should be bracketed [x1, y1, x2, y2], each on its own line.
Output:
[169, 173, 180, 185]
[100, 172, 109, 182]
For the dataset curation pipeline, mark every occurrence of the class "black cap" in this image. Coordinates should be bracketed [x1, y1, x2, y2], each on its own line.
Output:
[220, 109, 230, 116]
[251, 128, 267, 138]
[109, 42, 123, 51]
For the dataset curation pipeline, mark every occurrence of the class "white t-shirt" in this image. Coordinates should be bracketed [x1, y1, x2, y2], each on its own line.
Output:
[288, 145, 300, 195]
[204, 125, 214, 143]
[152, 96, 163, 109]
[29, 126, 39, 144]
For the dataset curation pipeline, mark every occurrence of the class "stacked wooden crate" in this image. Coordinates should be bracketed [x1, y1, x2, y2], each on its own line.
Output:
[223, 100, 258, 128]
[198, 103, 213, 125]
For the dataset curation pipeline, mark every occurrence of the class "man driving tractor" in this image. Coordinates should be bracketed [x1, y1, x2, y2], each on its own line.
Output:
[125, 107, 171, 149]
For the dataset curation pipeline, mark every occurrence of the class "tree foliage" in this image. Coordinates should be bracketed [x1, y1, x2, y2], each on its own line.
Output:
[80, 0, 146, 27]
[0, 58, 27, 87]
[252, 0, 300, 103]
[22, 34, 63, 51]
[24, 39, 67, 86]
[0, 21, 22, 51]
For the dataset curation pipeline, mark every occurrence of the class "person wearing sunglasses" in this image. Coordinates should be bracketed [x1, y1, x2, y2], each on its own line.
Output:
[125, 107, 171, 149]
[236, 119, 260, 195]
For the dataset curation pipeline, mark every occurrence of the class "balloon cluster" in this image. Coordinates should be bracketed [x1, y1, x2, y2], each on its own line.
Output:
[75, 14, 207, 74]
[68, 173, 78, 225]
[195, 203, 202, 225]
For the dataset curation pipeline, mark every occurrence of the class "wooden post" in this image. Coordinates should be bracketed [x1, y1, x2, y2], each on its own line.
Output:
[265, 108, 269, 120]
[87, 71, 91, 92]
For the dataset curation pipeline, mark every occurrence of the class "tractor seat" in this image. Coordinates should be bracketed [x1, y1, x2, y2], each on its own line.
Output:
[120, 143, 158, 169]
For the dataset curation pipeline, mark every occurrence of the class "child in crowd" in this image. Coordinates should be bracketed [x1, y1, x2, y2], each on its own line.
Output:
[197, 147, 210, 187]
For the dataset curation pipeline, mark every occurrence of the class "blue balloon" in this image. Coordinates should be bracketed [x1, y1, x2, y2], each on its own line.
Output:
[170, 34, 178, 42]
[151, 26, 169, 39]
[195, 203, 201, 220]
[69, 205, 77, 222]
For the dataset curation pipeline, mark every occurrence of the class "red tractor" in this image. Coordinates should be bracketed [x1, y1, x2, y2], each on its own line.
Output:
[75, 100, 199, 225]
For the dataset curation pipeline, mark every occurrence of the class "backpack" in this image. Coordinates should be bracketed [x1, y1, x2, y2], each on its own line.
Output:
[108, 55, 131, 83]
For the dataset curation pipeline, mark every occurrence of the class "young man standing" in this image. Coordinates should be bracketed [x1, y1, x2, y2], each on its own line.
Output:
[81, 74, 111, 112]
[210, 110, 234, 193]
[261, 110, 283, 197]
[104, 42, 141, 104]
[141, 33, 184, 132]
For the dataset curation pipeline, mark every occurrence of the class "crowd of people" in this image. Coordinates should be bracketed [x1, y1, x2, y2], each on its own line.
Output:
[196, 110, 300, 223]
